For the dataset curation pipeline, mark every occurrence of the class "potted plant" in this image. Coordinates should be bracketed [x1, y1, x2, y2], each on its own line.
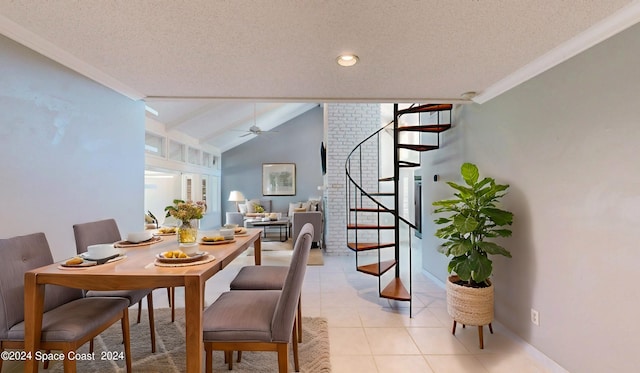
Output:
[432, 163, 513, 348]
[165, 199, 206, 244]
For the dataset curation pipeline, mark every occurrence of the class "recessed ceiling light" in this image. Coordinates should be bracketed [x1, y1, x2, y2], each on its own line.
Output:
[336, 54, 359, 67]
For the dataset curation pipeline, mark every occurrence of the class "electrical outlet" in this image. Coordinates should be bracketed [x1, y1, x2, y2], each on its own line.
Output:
[531, 308, 540, 326]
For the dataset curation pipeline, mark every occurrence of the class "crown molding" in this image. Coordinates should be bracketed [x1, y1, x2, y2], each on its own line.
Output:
[0, 14, 145, 101]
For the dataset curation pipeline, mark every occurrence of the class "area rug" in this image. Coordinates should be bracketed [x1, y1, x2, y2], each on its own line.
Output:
[48, 308, 331, 372]
[251, 239, 324, 266]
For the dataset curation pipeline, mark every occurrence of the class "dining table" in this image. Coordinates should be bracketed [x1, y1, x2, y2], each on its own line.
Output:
[23, 228, 262, 373]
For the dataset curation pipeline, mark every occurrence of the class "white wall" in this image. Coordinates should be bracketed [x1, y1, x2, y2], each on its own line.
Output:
[422, 23, 640, 373]
[0, 35, 145, 260]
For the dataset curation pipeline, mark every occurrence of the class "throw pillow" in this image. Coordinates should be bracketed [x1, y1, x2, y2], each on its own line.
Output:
[238, 203, 248, 214]
[254, 204, 265, 213]
[246, 199, 262, 213]
[300, 201, 311, 211]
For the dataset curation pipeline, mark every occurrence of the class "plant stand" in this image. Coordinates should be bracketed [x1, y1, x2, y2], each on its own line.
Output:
[446, 275, 494, 349]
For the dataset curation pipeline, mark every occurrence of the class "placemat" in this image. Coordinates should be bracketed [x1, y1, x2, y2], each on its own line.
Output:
[153, 254, 216, 267]
[57, 255, 127, 270]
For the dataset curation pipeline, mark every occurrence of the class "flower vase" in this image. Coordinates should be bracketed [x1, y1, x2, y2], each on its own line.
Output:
[178, 220, 198, 244]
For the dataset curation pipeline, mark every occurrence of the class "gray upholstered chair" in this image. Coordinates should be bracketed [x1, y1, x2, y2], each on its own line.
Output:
[202, 223, 314, 373]
[291, 211, 323, 248]
[73, 218, 157, 352]
[0, 232, 132, 372]
[229, 261, 303, 343]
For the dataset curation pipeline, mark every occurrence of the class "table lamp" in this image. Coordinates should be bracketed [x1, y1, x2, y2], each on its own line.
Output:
[228, 191, 245, 211]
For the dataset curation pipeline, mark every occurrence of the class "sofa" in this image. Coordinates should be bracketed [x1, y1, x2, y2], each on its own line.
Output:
[225, 198, 274, 226]
[225, 198, 324, 248]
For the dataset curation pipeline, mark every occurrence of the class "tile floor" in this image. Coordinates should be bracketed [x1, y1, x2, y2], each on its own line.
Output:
[4, 244, 555, 372]
[186, 244, 553, 373]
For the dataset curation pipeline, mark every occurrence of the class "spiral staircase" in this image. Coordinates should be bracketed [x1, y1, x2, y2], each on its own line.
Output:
[345, 103, 452, 316]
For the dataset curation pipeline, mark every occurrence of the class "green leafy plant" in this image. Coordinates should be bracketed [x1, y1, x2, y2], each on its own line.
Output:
[164, 199, 205, 223]
[433, 163, 513, 287]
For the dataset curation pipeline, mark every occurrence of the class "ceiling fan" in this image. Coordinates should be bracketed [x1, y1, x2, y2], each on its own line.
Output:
[236, 104, 278, 137]
[239, 125, 273, 137]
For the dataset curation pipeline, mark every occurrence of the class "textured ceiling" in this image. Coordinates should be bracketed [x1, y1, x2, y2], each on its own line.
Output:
[0, 0, 636, 150]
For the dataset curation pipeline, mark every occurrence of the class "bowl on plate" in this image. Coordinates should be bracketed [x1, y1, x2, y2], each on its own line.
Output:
[87, 244, 118, 259]
[127, 231, 153, 243]
[219, 228, 235, 240]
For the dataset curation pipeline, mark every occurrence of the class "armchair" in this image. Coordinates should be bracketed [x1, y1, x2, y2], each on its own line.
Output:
[291, 211, 323, 248]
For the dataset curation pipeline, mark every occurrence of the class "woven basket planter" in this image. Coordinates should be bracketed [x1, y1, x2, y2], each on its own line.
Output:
[446, 275, 494, 326]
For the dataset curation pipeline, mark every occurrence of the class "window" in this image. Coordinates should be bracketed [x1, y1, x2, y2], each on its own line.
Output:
[169, 140, 186, 162]
[188, 147, 201, 165]
[145, 132, 166, 157]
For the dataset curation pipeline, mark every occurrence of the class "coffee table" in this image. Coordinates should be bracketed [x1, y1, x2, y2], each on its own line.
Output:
[245, 218, 290, 242]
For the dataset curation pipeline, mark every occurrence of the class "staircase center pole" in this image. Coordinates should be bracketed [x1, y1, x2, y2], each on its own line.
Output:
[393, 104, 401, 278]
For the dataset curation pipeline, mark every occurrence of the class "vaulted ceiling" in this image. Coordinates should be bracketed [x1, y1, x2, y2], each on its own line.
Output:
[1, 1, 637, 151]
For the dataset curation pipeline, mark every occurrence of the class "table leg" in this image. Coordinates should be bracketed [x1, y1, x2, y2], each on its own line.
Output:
[254, 236, 261, 265]
[24, 272, 45, 373]
[184, 276, 204, 373]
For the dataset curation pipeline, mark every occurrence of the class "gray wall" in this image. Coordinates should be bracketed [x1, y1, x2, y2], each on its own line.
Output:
[0, 35, 145, 260]
[422, 23, 640, 372]
[221, 105, 324, 219]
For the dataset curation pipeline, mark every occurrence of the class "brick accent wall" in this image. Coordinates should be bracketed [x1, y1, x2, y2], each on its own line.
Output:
[325, 103, 381, 254]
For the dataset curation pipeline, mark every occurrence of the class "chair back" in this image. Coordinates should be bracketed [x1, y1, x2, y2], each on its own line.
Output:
[0, 233, 82, 339]
[73, 218, 121, 254]
[270, 223, 313, 342]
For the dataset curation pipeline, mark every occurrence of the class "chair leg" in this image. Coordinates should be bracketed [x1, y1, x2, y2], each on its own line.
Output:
[292, 318, 300, 372]
[171, 287, 176, 322]
[276, 344, 288, 373]
[225, 350, 233, 370]
[297, 295, 303, 342]
[137, 300, 142, 323]
[43, 350, 50, 369]
[237, 351, 242, 362]
[122, 308, 132, 373]
[204, 345, 213, 373]
[63, 348, 76, 373]
[147, 292, 157, 353]
[90, 339, 94, 353]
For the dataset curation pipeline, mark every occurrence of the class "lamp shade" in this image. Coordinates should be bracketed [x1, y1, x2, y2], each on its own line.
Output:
[228, 191, 245, 202]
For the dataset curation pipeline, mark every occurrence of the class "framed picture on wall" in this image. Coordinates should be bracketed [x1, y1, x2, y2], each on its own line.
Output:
[262, 163, 296, 196]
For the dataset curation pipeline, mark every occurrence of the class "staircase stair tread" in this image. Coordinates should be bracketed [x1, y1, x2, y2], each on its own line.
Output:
[347, 242, 396, 251]
[366, 192, 395, 196]
[399, 161, 420, 167]
[398, 144, 439, 151]
[357, 259, 396, 276]
[378, 176, 395, 182]
[347, 224, 395, 229]
[397, 103, 452, 115]
[380, 278, 411, 301]
[397, 124, 451, 133]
